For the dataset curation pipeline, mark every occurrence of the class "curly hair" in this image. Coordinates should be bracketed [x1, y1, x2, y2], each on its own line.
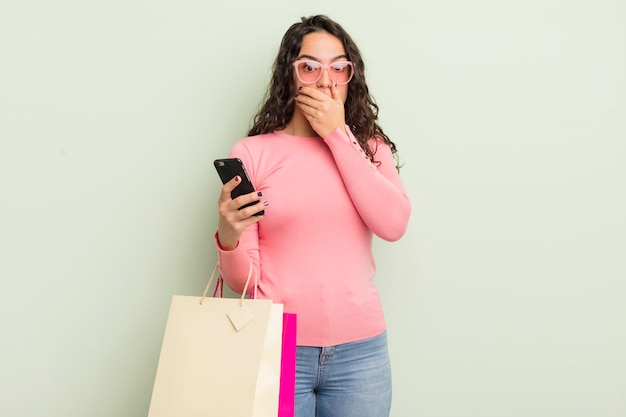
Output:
[248, 15, 399, 167]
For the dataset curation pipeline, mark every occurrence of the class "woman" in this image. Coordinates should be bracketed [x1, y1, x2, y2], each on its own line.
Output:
[215, 15, 410, 417]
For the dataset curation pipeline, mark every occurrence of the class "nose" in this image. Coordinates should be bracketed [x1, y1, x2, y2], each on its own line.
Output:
[317, 67, 332, 87]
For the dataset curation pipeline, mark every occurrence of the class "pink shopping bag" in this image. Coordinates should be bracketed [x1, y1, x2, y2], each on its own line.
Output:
[279, 313, 297, 417]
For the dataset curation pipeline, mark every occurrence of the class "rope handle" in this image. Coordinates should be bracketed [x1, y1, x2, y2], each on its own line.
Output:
[199, 261, 256, 306]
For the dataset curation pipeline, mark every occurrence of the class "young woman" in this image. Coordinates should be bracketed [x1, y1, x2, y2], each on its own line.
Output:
[215, 15, 411, 417]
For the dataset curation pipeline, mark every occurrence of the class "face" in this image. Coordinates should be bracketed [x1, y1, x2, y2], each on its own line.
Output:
[293, 31, 350, 103]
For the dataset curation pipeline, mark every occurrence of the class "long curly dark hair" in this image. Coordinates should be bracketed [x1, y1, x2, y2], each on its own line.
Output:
[248, 15, 399, 167]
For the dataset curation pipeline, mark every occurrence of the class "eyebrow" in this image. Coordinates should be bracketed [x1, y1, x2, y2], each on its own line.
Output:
[296, 54, 349, 61]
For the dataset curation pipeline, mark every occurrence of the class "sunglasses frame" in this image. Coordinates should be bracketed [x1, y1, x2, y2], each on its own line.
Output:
[292, 59, 355, 85]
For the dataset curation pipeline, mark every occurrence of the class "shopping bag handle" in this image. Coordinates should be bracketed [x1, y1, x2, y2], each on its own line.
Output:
[199, 261, 257, 306]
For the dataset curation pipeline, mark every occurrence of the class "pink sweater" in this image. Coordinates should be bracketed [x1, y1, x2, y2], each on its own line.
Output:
[216, 127, 411, 347]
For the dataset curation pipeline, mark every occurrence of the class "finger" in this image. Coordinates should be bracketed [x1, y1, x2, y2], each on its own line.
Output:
[298, 89, 332, 111]
[236, 199, 267, 218]
[219, 175, 241, 201]
[330, 82, 338, 99]
[231, 190, 264, 211]
[295, 91, 314, 109]
[294, 97, 319, 122]
[295, 98, 316, 117]
[298, 86, 327, 102]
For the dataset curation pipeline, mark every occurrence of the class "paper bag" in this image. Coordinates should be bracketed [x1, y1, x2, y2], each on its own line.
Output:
[148, 264, 283, 417]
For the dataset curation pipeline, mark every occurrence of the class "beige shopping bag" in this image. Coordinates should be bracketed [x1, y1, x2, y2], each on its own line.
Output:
[148, 263, 283, 417]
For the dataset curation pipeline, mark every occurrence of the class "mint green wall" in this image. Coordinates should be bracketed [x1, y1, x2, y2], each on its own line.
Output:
[1, 1, 624, 416]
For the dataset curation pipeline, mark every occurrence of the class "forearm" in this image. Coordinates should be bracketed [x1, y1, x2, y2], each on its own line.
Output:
[323, 127, 411, 241]
[214, 229, 260, 294]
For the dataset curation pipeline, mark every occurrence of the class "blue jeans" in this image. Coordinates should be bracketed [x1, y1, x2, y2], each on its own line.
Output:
[295, 331, 392, 417]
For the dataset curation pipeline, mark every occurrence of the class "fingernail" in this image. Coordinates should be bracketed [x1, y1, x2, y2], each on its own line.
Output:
[298, 86, 302, 91]
[334, 82, 337, 88]
[294, 93, 299, 98]
[257, 191, 263, 197]
[234, 176, 240, 182]
[263, 201, 269, 207]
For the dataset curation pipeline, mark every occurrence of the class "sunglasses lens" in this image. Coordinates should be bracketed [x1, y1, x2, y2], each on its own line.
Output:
[296, 61, 322, 83]
[329, 62, 353, 84]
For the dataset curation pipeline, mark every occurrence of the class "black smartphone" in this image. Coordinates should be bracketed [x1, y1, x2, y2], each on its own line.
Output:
[214, 158, 264, 216]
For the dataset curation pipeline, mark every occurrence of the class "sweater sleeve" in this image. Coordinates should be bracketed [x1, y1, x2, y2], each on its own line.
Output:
[323, 127, 411, 241]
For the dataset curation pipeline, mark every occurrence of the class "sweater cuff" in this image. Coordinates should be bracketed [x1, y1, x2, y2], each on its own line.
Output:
[214, 231, 239, 252]
[324, 125, 375, 166]
[323, 126, 350, 143]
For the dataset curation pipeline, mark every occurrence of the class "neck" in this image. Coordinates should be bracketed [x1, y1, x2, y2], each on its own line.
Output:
[282, 109, 319, 137]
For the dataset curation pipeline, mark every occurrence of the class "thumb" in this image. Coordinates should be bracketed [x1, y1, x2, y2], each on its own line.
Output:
[330, 82, 340, 100]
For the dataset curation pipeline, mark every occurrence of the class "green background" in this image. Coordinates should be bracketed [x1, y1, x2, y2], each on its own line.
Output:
[1, 0, 624, 416]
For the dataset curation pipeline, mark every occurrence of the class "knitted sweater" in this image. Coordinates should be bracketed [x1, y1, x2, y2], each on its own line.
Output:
[216, 127, 411, 346]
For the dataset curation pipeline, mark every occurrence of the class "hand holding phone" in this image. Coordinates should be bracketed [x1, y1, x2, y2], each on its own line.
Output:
[214, 158, 264, 216]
